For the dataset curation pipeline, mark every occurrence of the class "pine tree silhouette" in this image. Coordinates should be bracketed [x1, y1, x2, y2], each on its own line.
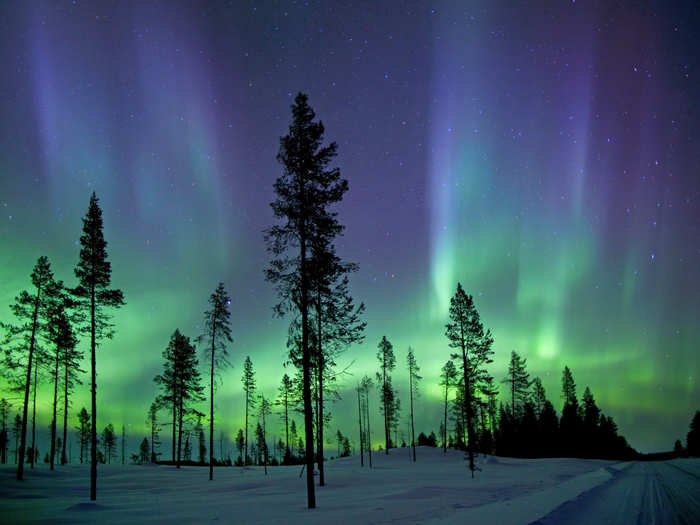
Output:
[73, 193, 125, 499]
[265, 93, 350, 509]
[198, 282, 233, 480]
[1, 256, 55, 480]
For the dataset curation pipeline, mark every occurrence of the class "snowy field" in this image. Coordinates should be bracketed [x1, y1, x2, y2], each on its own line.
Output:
[1, 448, 699, 524]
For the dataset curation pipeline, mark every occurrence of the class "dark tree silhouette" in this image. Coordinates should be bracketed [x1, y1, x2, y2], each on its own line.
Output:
[234, 429, 244, 465]
[102, 424, 116, 464]
[147, 402, 161, 462]
[406, 347, 421, 462]
[1, 256, 55, 480]
[241, 356, 256, 466]
[356, 383, 364, 467]
[259, 394, 272, 474]
[154, 351, 177, 462]
[44, 282, 79, 470]
[582, 386, 601, 457]
[531, 377, 547, 416]
[445, 283, 494, 477]
[155, 329, 203, 468]
[502, 350, 531, 419]
[265, 93, 349, 509]
[77, 407, 90, 463]
[175, 330, 203, 469]
[376, 336, 398, 454]
[560, 365, 581, 456]
[277, 373, 293, 462]
[0, 398, 11, 464]
[73, 193, 125, 499]
[198, 282, 233, 480]
[138, 438, 150, 464]
[439, 360, 458, 454]
[360, 375, 373, 468]
[687, 411, 699, 456]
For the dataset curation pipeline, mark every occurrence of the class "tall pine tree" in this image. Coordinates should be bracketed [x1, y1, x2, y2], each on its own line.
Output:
[265, 93, 349, 508]
[445, 283, 494, 477]
[502, 350, 531, 418]
[406, 347, 421, 462]
[73, 193, 125, 499]
[198, 282, 233, 480]
[376, 336, 398, 454]
[241, 356, 256, 466]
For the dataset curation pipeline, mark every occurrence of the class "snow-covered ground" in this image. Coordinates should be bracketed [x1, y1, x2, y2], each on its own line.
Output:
[1, 448, 698, 524]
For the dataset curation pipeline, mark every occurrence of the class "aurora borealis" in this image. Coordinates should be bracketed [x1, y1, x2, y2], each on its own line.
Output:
[0, 1, 698, 455]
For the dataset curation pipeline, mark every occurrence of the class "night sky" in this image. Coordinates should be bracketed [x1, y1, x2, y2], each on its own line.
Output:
[1, 1, 698, 454]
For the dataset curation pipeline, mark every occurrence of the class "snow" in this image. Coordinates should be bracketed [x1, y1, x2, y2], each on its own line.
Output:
[2, 448, 696, 524]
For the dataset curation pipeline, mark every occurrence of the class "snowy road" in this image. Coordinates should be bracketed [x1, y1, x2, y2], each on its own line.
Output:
[532, 460, 700, 525]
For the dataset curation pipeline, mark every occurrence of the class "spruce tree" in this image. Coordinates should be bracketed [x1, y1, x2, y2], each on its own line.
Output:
[582, 386, 600, 457]
[445, 283, 494, 477]
[265, 93, 349, 508]
[376, 336, 398, 454]
[77, 407, 90, 463]
[559, 366, 581, 457]
[1, 256, 55, 480]
[234, 429, 244, 465]
[277, 374, 293, 462]
[531, 377, 547, 416]
[138, 438, 150, 464]
[73, 193, 125, 499]
[406, 347, 421, 462]
[259, 394, 272, 474]
[147, 402, 161, 462]
[173, 331, 203, 468]
[198, 282, 233, 480]
[502, 350, 531, 418]
[102, 424, 116, 464]
[241, 356, 256, 465]
[439, 360, 458, 453]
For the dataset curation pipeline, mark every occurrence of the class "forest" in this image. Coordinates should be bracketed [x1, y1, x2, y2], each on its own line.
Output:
[1, 94, 698, 511]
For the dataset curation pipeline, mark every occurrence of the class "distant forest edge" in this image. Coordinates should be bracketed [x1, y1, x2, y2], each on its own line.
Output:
[1, 94, 698, 508]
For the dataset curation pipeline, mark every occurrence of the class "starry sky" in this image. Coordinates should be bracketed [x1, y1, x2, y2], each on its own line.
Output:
[1, 1, 698, 455]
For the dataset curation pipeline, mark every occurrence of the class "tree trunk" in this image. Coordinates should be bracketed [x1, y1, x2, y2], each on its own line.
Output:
[300, 233, 316, 509]
[357, 387, 364, 467]
[31, 364, 37, 469]
[171, 398, 176, 462]
[284, 395, 289, 456]
[460, 319, 475, 477]
[316, 292, 325, 486]
[443, 373, 449, 454]
[244, 389, 248, 465]
[62, 359, 69, 465]
[176, 384, 183, 468]
[382, 359, 389, 455]
[365, 390, 372, 468]
[90, 285, 97, 500]
[209, 331, 215, 481]
[50, 344, 60, 470]
[16, 283, 41, 480]
[409, 367, 416, 462]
